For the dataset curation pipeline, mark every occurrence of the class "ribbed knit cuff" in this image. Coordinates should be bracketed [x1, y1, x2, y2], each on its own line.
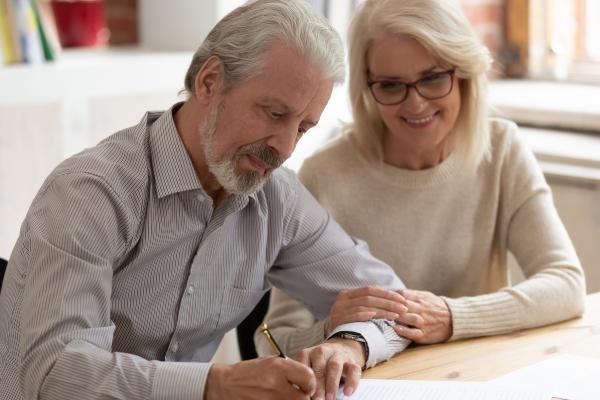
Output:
[152, 361, 212, 400]
[443, 291, 520, 341]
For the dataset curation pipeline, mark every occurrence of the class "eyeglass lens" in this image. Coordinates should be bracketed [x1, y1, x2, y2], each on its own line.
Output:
[371, 71, 453, 105]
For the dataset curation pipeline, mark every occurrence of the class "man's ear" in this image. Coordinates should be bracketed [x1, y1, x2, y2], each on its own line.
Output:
[194, 56, 225, 102]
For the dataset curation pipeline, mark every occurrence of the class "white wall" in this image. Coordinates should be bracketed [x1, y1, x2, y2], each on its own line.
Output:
[139, 0, 217, 50]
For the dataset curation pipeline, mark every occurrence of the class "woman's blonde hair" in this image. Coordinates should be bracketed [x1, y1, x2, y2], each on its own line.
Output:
[347, 0, 493, 169]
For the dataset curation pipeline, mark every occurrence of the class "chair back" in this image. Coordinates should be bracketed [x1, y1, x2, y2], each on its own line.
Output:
[0, 257, 7, 290]
[236, 290, 271, 360]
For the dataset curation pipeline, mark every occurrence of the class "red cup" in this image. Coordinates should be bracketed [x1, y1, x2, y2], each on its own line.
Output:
[51, 0, 109, 48]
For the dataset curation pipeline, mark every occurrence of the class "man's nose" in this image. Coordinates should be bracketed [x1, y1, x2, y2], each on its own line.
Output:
[266, 127, 298, 160]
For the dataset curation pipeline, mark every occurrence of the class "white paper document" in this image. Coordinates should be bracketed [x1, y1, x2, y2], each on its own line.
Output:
[339, 379, 550, 400]
[492, 354, 600, 400]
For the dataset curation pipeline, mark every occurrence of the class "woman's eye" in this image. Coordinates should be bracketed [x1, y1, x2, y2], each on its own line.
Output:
[422, 73, 444, 83]
[270, 111, 284, 119]
[380, 81, 405, 91]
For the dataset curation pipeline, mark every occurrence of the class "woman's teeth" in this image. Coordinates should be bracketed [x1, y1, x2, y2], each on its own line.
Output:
[406, 114, 434, 124]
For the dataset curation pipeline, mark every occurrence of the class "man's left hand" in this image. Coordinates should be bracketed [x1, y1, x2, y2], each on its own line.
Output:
[296, 338, 365, 400]
[393, 289, 453, 344]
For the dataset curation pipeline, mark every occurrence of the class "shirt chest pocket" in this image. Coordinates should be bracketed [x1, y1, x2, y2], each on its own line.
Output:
[216, 286, 269, 332]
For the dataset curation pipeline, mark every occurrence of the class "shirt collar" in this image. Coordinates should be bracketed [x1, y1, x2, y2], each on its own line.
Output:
[148, 103, 260, 205]
[148, 103, 204, 199]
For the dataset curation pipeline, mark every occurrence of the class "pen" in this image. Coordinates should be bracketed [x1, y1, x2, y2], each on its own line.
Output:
[260, 323, 287, 359]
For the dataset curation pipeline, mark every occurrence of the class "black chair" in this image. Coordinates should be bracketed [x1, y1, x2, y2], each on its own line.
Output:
[0, 257, 7, 291]
[236, 290, 271, 360]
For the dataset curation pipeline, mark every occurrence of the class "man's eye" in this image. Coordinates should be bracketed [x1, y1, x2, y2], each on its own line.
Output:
[270, 112, 284, 119]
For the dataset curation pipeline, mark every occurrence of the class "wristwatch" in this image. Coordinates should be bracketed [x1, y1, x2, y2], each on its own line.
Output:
[331, 331, 369, 368]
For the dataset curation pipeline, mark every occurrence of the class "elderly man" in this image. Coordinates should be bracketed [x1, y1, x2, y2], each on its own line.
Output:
[0, 1, 409, 399]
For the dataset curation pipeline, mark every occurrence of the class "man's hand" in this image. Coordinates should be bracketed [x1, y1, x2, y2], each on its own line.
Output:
[205, 357, 316, 400]
[393, 289, 453, 344]
[324, 286, 407, 336]
[296, 338, 365, 400]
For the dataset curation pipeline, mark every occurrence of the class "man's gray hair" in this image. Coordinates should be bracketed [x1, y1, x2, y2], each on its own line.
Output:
[183, 0, 345, 95]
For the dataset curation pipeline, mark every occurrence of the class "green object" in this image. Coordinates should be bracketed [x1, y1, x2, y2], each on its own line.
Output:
[31, 0, 53, 61]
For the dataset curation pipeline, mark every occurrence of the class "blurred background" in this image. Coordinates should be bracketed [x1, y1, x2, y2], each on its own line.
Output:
[1, 0, 599, 363]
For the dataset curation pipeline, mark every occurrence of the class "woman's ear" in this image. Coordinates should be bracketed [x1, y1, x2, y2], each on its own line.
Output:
[194, 56, 225, 102]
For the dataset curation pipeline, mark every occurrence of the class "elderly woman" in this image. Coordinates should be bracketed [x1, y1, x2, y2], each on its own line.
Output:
[254, 0, 586, 357]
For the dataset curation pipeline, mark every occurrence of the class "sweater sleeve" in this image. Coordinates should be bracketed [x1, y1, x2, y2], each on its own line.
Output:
[254, 287, 326, 358]
[444, 122, 586, 340]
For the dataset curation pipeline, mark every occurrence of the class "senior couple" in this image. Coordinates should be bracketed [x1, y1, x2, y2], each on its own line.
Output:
[0, 0, 585, 399]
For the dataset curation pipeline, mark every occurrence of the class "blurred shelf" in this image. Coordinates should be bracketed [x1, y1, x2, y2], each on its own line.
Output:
[0, 47, 193, 104]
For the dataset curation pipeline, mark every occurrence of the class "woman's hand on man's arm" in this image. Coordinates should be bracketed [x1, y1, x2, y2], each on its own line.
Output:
[324, 286, 407, 336]
[394, 289, 453, 344]
[324, 286, 453, 344]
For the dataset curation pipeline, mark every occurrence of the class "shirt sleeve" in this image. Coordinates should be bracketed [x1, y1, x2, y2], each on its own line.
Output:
[267, 176, 410, 367]
[444, 123, 586, 340]
[19, 172, 209, 400]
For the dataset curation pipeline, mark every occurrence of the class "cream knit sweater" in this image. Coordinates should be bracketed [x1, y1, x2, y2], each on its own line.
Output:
[255, 118, 586, 357]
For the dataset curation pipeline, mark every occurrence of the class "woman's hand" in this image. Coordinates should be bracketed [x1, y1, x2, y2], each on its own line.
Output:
[324, 286, 407, 336]
[393, 289, 453, 344]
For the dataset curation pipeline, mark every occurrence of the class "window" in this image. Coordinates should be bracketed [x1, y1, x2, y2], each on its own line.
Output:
[528, 0, 600, 83]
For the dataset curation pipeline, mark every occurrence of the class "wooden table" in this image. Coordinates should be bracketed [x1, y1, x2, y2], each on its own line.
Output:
[365, 292, 600, 381]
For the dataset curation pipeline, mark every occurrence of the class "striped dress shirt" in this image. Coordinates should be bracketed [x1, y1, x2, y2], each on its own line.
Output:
[0, 105, 408, 400]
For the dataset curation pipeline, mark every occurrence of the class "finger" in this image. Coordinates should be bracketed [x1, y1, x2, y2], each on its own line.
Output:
[281, 383, 313, 400]
[347, 307, 399, 321]
[394, 324, 424, 341]
[281, 358, 317, 396]
[403, 299, 425, 316]
[325, 355, 344, 400]
[340, 310, 377, 323]
[399, 289, 430, 301]
[309, 348, 327, 400]
[351, 297, 407, 314]
[342, 362, 362, 396]
[347, 286, 405, 303]
[395, 312, 425, 328]
[296, 348, 310, 366]
[335, 289, 350, 300]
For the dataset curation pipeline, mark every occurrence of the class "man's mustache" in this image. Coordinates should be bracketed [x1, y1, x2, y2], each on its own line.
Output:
[238, 143, 285, 170]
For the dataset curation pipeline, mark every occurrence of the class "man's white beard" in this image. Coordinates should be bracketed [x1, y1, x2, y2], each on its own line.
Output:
[200, 106, 283, 196]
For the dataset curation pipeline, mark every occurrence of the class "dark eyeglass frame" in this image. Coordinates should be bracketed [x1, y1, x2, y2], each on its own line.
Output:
[367, 69, 456, 105]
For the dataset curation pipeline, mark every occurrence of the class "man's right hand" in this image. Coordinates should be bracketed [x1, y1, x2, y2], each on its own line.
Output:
[205, 357, 316, 400]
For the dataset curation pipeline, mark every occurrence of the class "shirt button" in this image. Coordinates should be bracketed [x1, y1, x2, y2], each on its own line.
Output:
[171, 342, 178, 353]
[187, 286, 194, 295]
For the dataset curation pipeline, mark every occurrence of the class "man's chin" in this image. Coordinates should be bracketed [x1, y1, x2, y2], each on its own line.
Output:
[222, 172, 270, 196]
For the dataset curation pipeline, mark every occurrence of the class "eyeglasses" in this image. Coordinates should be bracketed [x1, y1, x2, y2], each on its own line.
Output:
[367, 69, 455, 105]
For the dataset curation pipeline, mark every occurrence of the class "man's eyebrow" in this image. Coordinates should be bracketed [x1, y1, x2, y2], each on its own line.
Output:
[262, 97, 319, 126]
[261, 97, 293, 112]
